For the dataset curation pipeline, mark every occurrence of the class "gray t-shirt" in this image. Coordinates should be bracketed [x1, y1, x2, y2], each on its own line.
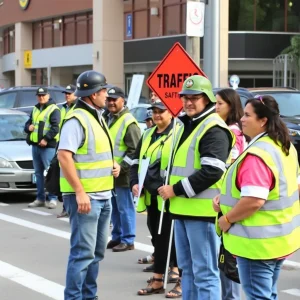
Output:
[59, 117, 112, 200]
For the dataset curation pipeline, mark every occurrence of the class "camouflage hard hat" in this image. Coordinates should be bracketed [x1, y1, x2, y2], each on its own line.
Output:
[178, 75, 216, 103]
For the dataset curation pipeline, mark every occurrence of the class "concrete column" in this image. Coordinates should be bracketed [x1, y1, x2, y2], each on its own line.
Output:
[219, 0, 229, 87]
[15, 22, 32, 86]
[93, 0, 124, 89]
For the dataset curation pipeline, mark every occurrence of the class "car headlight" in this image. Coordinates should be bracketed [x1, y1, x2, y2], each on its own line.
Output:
[288, 129, 300, 137]
[0, 158, 13, 168]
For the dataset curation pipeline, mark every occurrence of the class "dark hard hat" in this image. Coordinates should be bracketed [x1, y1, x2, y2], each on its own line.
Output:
[75, 70, 113, 97]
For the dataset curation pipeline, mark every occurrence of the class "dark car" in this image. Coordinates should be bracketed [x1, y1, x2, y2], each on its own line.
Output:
[0, 86, 66, 114]
[214, 87, 300, 164]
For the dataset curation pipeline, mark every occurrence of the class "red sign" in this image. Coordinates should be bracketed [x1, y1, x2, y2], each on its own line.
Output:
[147, 42, 207, 117]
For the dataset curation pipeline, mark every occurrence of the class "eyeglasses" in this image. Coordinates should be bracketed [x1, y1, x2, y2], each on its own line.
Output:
[182, 95, 204, 102]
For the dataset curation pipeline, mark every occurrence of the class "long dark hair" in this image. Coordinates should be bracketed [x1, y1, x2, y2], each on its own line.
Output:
[245, 95, 291, 155]
[216, 89, 244, 129]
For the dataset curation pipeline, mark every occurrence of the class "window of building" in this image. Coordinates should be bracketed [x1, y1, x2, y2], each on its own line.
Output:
[164, 5, 181, 35]
[229, 0, 299, 32]
[42, 21, 53, 49]
[64, 16, 75, 46]
[32, 12, 93, 49]
[287, 1, 300, 32]
[3, 27, 15, 54]
[124, 0, 186, 39]
[88, 13, 93, 43]
[76, 14, 88, 45]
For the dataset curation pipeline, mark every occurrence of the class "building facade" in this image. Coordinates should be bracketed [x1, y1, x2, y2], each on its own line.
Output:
[0, 0, 299, 93]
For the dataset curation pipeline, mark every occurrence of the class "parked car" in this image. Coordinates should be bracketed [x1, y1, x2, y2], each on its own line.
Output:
[129, 103, 151, 132]
[0, 109, 36, 193]
[214, 87, 300, 164]
[0, 86, 66, 114]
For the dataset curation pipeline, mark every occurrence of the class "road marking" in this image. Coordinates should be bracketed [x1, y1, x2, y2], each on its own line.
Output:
[0, 213, 154, 253]
[0, 202, 9, 206]
[0, 213, 70, 239]
[282, 260, 300, 270]
[58, 218, 69, 223]
[23, 208, 52, 216]
[0, 260, 64, 300]
[282, 289, 300, 297]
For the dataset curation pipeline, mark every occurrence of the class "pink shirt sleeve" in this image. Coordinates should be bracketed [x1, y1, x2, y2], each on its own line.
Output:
[236, 154, 274, 199]
[229, 125, 245, 159]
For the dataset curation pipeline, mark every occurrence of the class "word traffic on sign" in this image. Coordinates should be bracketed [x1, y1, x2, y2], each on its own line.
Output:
[147, 42, 207, 117]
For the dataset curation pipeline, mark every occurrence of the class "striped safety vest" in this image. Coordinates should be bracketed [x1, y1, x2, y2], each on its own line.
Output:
[220, 136, 300, 259]
[109, 112, 138, 165]
[136, 123, 181, 212]
[60, 104, 75, 127]
[60, 108, 114, 193]
[169, 113, 235, 217]
[30, 104, 60, 143]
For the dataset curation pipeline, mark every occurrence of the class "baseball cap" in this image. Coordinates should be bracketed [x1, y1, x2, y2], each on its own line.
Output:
[36, 87, 49, 96]
[144, 110, 153, 121]
[107, 86, 125, 99]
[147, 100, 167, 110]
[62, 84, 76, 94]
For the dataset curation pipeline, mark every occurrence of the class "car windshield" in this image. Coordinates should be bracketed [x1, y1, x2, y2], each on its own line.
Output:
[0, 114, 28, 141]
[252, 92, 300, 117]
[130, 107, 148, 123]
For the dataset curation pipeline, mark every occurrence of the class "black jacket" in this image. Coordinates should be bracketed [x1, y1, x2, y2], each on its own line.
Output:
[171, 103, 233, 222]
[24, 99, 61, 148]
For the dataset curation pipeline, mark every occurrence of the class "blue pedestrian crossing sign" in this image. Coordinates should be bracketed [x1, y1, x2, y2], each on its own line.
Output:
[126, 14, 132, 38]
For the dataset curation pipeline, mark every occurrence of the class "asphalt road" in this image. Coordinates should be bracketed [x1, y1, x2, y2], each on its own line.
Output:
[0, 193, 299, 300]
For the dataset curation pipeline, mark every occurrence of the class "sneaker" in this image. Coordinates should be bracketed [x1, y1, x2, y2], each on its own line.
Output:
[28, 200, 45, 208]
[47, 200, 57, 209]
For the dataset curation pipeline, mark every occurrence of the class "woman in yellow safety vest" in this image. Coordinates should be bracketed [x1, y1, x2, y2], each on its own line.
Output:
[218, 95, 300, 300]
[130, 100, 182, 298]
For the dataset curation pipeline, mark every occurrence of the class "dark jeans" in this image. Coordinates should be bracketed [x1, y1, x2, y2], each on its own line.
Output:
[147, 196, 178, 274]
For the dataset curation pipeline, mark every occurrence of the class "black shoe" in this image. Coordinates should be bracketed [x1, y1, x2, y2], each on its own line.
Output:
[112, 242, 135, 252]
[106, 240, 120, 249]
[143, 263, 155, 272]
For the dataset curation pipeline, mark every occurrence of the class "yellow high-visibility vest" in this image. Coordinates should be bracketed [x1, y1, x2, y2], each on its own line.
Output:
[220, 136, 300, 259]
[169, 113, 235, 217]
[60, 108, 114, 193]
[136, 123, 181, 212]
[30, 104, 59, 143]
[109, 112, 138, 164]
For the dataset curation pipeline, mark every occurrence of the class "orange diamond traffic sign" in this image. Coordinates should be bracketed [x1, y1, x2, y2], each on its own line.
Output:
[147, 42, 207, 117]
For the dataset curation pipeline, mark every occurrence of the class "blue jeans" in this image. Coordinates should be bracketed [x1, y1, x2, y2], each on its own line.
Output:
[63, 194, 111, 300]
[220, 270, 241, 300]
[32, 145, 57, 201]
[175, 219, 221, 300]
[236, 257, 284, 300]
[111, 187, 136, 244]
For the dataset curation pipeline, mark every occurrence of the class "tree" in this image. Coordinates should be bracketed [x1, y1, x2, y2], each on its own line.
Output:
[281, 35, 300, 69]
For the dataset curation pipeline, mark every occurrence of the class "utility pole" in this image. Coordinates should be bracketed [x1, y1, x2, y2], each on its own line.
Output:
[186, 0, 201, 67]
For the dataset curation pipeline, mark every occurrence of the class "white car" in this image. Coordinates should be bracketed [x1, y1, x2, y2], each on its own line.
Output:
[129, 104, 151, 132]
[0, 109, 36, 193]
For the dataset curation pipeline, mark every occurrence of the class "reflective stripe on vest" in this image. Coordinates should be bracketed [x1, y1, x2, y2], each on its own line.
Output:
[136, 123, 181, 212]
[60, 108, 114, 193]
[220, 136, 300, 259]
[30, 104, 59, 142]
[60, 105, 75, 127]
[109, 112, 138, 164]
[169, 113, 235, 217]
